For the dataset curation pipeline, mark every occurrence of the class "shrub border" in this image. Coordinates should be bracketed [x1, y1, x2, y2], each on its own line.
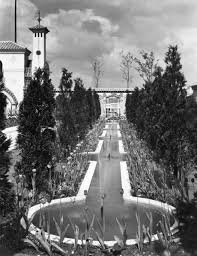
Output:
[99, 130, 107, 138]
[119, 125, 178, 246]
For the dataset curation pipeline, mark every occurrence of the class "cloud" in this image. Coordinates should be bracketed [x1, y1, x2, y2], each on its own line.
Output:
[0, 0, 37, 47]
[82, 20, 102, 34]
[1, 0, 197, 89]
[42, 8, 117, 87]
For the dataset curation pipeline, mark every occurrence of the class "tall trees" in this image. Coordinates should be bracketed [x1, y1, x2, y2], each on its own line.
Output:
[86, 88, 96, 126]
[126, 87, 141, 124]
[56, 68, 76, 154]
[17, 67, 56, 193]
[56, 68, 101, 157]
[91, 57, 104, 88]
[125, 45, 190, 181]
[134, 50, 158, 84]
[120, 51, 133, 89]
[93, 89, 101, 119]
[158, 46, 187, 178]
[71, 78, 89, 138]
[0, 61, 14, 215]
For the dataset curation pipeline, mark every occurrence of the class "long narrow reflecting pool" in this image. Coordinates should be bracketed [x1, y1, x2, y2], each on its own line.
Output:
[32, 123, 174, 241]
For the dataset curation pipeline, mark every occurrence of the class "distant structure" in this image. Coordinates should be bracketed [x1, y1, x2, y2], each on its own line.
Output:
[95, 88, 133, 117]
[0, 11, 49, 115]
[29, 11, 49, 76]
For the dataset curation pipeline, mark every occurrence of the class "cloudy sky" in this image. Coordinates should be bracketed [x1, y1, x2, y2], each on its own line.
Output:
[0, 0, 197, 90]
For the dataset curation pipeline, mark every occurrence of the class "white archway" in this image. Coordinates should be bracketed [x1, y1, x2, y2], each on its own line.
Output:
[0, 60, 18, 116]
[1, 81, 18, 116]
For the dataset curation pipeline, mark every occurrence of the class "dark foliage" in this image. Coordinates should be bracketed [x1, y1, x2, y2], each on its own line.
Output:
[176, 198, 197, 255]
[5, 117, 18, 128]
[71, 78, 89, 138]
[0, 64, 14, 216]
[93, 89, 101, 120]
[56, 68, 101, 157]
[1, 211, 27, 251]
[17, 67, 56, 193]
[56, 68, 76, 154]
[126, 45, 192, 180]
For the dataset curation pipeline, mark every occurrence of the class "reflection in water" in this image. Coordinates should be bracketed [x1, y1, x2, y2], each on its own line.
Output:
[33, 122, 173, 241]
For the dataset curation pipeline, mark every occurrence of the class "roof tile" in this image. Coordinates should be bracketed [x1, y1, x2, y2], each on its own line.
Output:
[0, 41, 30, 53]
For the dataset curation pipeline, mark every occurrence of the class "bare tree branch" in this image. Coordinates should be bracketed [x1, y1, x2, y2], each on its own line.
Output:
[134, 50, 159, 84]
[120, 51, 134, 89]
[91, 57, 104, 88]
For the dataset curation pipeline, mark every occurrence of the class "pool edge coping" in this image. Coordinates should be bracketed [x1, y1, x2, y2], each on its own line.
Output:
[27, 123, 178, 248]
[27, 160, 99, 245]
[118, 125, 178, 246]
[119, 160, 178, 245]
[27, 134, 105, 246]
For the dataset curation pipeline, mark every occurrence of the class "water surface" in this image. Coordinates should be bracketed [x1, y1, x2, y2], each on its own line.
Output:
[33, 123, 173, 240]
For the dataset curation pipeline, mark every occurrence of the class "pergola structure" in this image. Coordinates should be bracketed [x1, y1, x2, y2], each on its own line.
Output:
[94, 88, 133, 93]
[94, 88, 133, 117]
[54, 87, 133, 117]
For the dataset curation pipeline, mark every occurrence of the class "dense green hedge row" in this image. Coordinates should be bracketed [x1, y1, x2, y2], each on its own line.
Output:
[125, 45, 197, 184]
[55, 68, 101, 159]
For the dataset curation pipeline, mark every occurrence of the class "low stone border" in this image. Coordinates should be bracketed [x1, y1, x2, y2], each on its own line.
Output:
[3, 125, 18, 134]
[77, 161, 97, 197]
[88, 140, 104, 155]
[120, 161, 130, 198]
[99, 130, 107, 138]
[119, 140, 127, 154]
[81, 140, 104, 156]
[120, 161, 175, 211]
[104, 124, 109, 129]
[28, 161, 98, 245]
[27, 136, 105, 246]
[117, 130, 122, 138]
[3, 126, 18, 151]
[120, 160, 178, 245]
[118, 126, 178, 246]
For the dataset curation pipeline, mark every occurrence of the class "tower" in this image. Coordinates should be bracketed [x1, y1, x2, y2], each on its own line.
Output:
[29, 11, 49, 75]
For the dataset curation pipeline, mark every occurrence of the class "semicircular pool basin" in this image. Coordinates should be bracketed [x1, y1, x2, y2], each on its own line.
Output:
[32, 198, 175, 242]
[31, 123, 176, 244]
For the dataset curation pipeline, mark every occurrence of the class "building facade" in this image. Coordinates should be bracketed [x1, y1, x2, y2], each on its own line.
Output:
[95, 88, 133, 117]
[0, 17, 49, 115]
[29, 24, 49, 76]
[0, 41, 32, 114]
